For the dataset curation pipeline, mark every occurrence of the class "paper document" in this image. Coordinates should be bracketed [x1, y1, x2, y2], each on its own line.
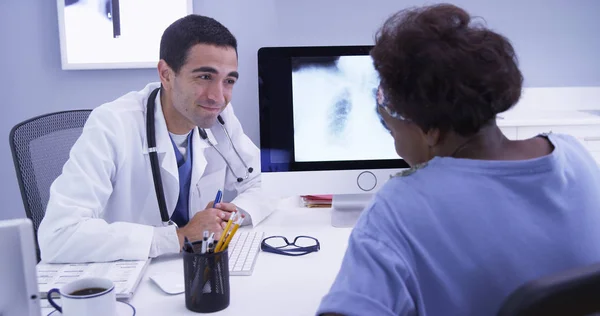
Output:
[301, 195, 333, 208]
[37, 259, 151, 300]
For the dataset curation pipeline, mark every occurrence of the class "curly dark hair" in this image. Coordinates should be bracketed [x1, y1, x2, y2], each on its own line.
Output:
[370, 4, 523, 136]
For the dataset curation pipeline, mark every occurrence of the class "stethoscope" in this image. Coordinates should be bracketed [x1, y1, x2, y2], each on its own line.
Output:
[145, 87, 253, 226]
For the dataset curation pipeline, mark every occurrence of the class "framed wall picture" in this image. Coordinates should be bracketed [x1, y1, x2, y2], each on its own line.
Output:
[57, 0, 194, 70]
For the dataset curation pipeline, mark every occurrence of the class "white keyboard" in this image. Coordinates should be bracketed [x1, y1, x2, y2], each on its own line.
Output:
[228, 231, 264, 276]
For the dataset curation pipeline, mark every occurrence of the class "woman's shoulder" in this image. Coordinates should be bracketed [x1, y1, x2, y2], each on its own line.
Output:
[547, 132, 599, 166]
[368, 161, 436, 215]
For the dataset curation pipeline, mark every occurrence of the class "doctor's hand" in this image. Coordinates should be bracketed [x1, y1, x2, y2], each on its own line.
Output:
[213, 202, 245, 229]
[175, 203, 237, 249]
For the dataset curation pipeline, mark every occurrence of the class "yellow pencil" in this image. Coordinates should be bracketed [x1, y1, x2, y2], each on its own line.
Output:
[215, 211, 237, 252]
[218, 216, 244, 252]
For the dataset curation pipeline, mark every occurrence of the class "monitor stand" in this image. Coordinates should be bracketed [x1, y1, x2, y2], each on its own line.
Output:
[331, 193, 373, 228]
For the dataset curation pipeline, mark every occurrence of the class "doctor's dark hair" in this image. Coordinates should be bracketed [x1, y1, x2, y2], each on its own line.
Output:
[160, 14, 238, 74]
[370, 4, 523, 136]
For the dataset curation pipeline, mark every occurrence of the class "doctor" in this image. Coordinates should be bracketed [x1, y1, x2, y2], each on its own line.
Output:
[37, 14, 273, 263]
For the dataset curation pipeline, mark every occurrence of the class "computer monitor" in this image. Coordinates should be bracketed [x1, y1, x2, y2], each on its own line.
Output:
[0, 218, 42, 316]
[258, 45, 409, 227]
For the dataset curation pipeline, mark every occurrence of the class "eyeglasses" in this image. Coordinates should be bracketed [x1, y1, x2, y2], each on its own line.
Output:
[376, 86, 409, 122]
[261, 235, 320, 256]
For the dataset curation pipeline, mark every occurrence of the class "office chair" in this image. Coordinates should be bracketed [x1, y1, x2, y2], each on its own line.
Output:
[9, 110, 92, 262]
[497, 262, 600, 316]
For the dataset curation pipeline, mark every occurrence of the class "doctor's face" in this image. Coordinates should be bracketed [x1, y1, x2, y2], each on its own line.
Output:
[161, 43, 239, 130]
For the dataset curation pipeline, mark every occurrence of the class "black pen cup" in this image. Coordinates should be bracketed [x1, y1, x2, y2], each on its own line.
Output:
[183, 246, 230, 313]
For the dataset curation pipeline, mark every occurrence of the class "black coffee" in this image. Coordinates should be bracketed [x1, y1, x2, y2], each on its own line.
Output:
[69, 287, 107, 296]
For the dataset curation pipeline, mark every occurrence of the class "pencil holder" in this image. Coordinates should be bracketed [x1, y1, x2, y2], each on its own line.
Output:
[183, 245, 230, 313]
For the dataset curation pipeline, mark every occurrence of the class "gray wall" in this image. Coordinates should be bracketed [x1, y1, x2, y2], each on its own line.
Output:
[1, 0, 599, 220]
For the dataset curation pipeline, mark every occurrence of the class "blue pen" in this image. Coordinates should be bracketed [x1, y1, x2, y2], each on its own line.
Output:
[213, 189, 223, 208]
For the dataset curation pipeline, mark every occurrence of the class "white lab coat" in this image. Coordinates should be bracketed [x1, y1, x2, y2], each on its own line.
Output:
[37, 82, 274, 263]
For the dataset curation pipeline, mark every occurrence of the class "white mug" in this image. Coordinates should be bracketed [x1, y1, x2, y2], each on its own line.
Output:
[47, 277, 117, 316]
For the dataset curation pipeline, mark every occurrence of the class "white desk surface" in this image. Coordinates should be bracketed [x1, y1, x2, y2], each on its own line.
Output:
[41, 197, 351, 316]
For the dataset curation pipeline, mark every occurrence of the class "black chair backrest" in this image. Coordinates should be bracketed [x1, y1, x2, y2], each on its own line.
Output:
[9, 110, 92, 261]
[497, 262, 600, 316]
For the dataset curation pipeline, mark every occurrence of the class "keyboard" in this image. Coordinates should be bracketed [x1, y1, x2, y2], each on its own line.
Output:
[227, 231, 264, 276]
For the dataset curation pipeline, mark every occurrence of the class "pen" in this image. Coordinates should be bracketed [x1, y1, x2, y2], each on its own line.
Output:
[219, 216, 244, 252]
[183, 236, 194, 253]
[213, 189, 223, 208]
[207, 233, 215, 253]
[201, 231, 209, 254]
[215, 211, 237, 252]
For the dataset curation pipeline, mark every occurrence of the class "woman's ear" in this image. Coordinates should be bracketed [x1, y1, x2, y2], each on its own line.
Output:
[425, 128, 441, 148]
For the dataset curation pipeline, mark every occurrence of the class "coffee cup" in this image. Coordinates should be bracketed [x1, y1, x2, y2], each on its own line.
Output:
[47, 277, 116, 316]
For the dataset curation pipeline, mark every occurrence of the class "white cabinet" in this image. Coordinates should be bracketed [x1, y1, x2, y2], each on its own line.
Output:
[516, 125, 600, 163]
[499, 127, 518, 140]
[498, 111, 600, 163]
[517, 125, 600, 140]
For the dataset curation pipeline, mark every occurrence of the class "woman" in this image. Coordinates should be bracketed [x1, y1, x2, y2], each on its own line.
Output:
[317, 4, 600, 316]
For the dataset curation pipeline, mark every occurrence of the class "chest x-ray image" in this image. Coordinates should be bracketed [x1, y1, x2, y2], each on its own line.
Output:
[59, 0, 192, 69]
[292, 55, 399, 162]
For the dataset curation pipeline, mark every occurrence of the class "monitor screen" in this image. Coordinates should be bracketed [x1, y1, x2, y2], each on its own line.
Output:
[258, 45, 409, 174]
[291, 55, 398, 163]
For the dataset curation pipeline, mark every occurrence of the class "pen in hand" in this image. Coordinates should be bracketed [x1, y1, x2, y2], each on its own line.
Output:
[213, 189, 223, 208]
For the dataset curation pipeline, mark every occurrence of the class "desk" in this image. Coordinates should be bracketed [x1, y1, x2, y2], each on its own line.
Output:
[41, 197, 352, 316]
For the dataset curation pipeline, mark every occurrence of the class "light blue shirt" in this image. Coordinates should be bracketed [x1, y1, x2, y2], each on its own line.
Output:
[317, 133, 600, 316]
